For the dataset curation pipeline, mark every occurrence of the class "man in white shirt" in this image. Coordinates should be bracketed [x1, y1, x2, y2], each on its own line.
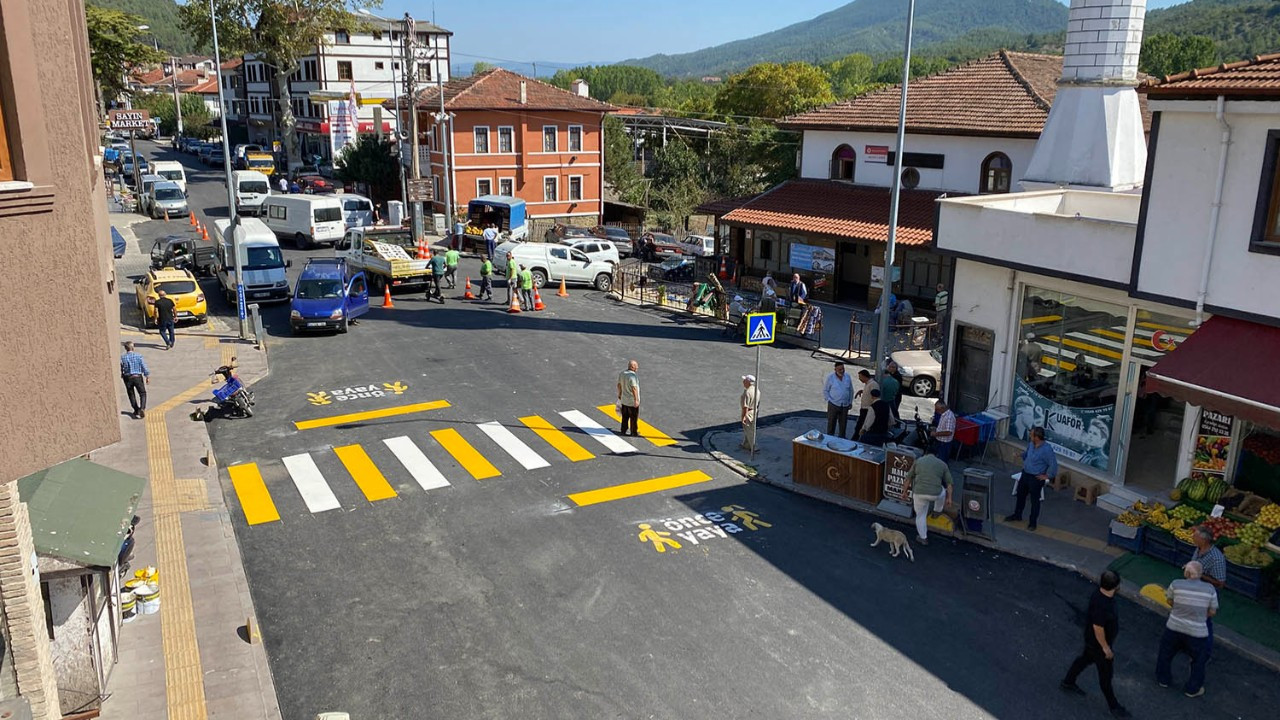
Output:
[853, 369, 879, 437]
[933, 400, 957, 461]
[823, 362, 854, 438]
[740, 375, 760, 451]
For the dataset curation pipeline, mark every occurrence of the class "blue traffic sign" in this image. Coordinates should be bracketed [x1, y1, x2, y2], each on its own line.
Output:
[745, 312, 776, 345]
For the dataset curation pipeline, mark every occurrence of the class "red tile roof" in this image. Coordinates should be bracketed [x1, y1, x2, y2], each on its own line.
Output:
[696, 195, 756, 217]
[720, 180, 946, 246]
[1142, 53, 1280, 98]
[408, 68, 616, 113]
[131, 68, 167, 85]
[220, 58, 243, 71]
[188, 77, 220, 94]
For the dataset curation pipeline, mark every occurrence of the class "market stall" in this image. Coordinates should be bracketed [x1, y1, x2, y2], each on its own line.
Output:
[792, 432, 885, 504]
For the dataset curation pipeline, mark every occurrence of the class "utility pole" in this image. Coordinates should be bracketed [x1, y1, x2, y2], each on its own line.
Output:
[210, 0, 246, 339]
[435, 60, 452, 228]
[404, 14, 424, 242]
[172, 56, 184, 138]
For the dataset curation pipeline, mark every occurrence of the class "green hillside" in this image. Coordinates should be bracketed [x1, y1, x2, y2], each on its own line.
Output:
[624, 0, 1068, 77]
[1147, 0, 1280, 61]
[87, 0, 196, 56]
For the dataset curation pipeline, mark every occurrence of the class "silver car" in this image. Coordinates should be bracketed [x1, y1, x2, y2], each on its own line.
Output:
[148, 181, 189, 219]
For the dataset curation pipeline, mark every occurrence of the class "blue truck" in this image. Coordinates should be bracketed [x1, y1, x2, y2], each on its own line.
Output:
[289, 258, 370, 334]
[462, 195, 528, 253]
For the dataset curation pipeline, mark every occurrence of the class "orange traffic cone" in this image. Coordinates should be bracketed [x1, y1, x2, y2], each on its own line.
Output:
[507, 291, 522, 313]
[416, 237, 429, 260]
[718, 255, 727, 279]
[201, 224, 209, 242]
[557, 276, 569, 298]
[381, 285, 394, 308]
[731, 264, 739, 286]
[164, 208, 170, 222]
[463, 277, 475, 300]
[189, 212, 197, 226]
[533, 286, 546, 311]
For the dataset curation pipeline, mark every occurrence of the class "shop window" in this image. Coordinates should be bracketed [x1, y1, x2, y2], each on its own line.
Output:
[1250, 129, 1280, 253]
[1013, 286, 1127, 473]
[830, 144, 855, 181]
[981, 152, 1012, 194]
[337, 61, 353, 81]
[568, 175, 583, 201]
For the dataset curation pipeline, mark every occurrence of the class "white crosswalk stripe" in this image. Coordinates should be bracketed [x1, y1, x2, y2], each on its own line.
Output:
[383, 436, 451, 491]
[477, 421, 551, 470]
[282, 453, 342, 513]
[559, 409, 637, 455]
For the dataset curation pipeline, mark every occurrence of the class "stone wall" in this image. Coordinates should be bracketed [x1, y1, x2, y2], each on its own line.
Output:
[0, 484, 62, 719]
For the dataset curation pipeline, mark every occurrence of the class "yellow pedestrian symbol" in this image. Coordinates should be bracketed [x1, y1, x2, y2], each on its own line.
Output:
[383, 381, 409, 395]
[722, 504, 771, 531]
[307, 391, 332, 406]
[637, 523, 681, 553]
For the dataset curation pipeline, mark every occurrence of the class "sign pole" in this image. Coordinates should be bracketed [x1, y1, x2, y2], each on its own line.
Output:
[752, 344, 761, 460]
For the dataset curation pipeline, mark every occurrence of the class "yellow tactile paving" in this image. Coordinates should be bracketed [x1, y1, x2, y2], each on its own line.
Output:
[568, 470, 712, 507]
[519, 415, 595, 462]
[594, 405, 678, 446]
[227, 464, 281, 525]
[333, 444, 399, 501]
[431, 429, 501, 479]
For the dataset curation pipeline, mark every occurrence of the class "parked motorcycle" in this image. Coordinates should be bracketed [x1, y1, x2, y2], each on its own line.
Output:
[192, 357, 254, 420]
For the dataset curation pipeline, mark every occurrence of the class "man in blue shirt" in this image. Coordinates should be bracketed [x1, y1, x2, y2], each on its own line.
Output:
[823, 362, 854, 438]
[427, 251, 448, 304]
[119, 341, 150, 419]
[1006, 426, 1058, 531]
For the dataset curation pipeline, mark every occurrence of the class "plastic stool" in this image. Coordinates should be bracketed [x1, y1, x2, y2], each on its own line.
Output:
[1049, 469, 1072, 492]
[1073, 480, 1100, 505]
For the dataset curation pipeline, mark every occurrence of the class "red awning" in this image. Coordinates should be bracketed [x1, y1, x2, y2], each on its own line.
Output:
[1147, 315, 1280, 428]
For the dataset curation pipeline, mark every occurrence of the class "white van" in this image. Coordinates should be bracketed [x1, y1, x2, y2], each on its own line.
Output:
[494, 241, 615, 291]
[232, 170, 272, 216]
[340, 194, 375, 229]
[151, 160, 188, 195]
[262, 194, 345, 249]
[212, 217, 290, 303]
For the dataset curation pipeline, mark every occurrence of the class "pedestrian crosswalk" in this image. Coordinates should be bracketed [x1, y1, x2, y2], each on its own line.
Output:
[227, 406, 685, 525]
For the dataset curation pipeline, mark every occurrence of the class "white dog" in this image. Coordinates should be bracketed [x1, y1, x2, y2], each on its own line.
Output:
[870, 522, 914, 562]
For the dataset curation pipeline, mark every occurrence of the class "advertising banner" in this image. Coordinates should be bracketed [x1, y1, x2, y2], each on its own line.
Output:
[789, 242, 835, 274]
[1191, 408, 1232, 482]
[328, 94, 358, 158]
[1012, 377, 1115, 471]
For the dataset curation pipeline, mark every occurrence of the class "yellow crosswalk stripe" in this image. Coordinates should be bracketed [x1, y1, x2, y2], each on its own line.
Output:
[1041, 335, 1124, 360]
[1020, 314, 1062, 325]
[333, 444, 398, 501]
[568, 470, 712, 507]
[227, 463, 280, 525]
[1088, 328, 1127, 340]
[431, 429, 501, 480]
[518, 415, 595, 462]
[594, 405, 678, 446]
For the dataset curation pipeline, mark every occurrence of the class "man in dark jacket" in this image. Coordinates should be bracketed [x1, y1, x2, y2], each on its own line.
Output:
[1061, 570, 1130, 718]
[857, 388, 893, 446]
[154, 289, 177, 350]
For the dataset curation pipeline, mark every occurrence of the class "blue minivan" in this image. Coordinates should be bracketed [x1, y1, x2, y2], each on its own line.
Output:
[289, 258, 369, 334]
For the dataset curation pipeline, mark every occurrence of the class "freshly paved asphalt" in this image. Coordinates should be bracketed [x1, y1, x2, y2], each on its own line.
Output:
[126, 141, 1279, 720]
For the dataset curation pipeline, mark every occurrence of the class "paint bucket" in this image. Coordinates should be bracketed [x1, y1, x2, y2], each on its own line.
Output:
[137, 583, 161, 615]
[121, 591, 137, 623]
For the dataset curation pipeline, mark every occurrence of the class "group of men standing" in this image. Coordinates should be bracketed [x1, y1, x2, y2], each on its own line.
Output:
[822, 361, 913, 448]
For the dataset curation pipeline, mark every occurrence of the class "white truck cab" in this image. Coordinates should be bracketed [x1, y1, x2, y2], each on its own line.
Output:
[212, 217, 290, 304]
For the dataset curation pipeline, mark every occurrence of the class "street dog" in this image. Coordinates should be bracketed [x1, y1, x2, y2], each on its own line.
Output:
[870, 522, 914, 562]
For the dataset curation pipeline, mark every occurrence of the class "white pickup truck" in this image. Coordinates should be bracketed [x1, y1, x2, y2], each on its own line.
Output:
[334, 227, 431, 292]
[495, 241, 615, 291]
[679, 234, 717, 257]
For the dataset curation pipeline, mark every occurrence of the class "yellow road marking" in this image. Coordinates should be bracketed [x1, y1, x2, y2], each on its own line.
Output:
[1042, 356, 1077, 371]
[595, 405, 678, 446]
[227, 463, 281, 525]
[431, 429, 501, 479]
[1041, 335, 1124, 360]
[1088, 328, 1127, 340]
[568, 470, 712, 507]
[333, 444, 398, 501]
[293, 400, 451, 430]
[1137, 320, 1190, 334]
[519, 415, 594, 462]
[1020, 315, 1062, 325]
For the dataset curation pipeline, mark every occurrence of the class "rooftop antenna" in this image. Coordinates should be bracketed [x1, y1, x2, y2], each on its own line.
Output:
[432, 1, 436, 23]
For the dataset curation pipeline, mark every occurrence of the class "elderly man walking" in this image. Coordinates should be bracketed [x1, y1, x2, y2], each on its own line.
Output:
[1189, 525, 1226, 658]
[740, 375, 760, 451]
[1156, 560, 1218, 698]
[823, 362, 854, 438]
[904, 447, 952, 545]
[617, 360, 641, 437]
[1005, 426, 1058, 531]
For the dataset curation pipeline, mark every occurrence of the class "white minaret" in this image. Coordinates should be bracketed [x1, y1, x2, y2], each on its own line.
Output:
[1022, 0, 1148, 192]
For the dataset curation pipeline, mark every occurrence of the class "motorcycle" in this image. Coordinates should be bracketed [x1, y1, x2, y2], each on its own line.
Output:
[193, 357, 255, 420]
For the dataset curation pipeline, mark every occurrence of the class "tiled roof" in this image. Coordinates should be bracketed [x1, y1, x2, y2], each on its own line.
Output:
[131, 68, 166, 85]
[220, 58, 243, 71]
[720, 180, 946, 246]
[407, 68, 616, 113]
[1142, 53, 1280, 97]
[188, 76, 220, 94]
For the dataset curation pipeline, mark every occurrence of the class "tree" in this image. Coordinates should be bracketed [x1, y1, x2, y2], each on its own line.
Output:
[548, 65, 663, 103]
[824, 53, 875, 99]
[1140, 33, 1218, 80]
[334, 135, 400, 207]
[180, 0, 374, 168]
[648, 138, 706, 230]
[133, 92, 215, 138]
[706, 122, 797, 198]
[471, 61, 496, 75]
[603, 116, 645, 207]
[713, 62, 834, 119]
[86, 5, 165, 113]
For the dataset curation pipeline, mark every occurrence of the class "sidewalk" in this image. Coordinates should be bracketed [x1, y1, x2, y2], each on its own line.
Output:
[92, 220, 280, 719]
[704, 413, 1280, 673]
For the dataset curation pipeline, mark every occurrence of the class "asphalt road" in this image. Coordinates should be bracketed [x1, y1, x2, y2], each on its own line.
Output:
[125, 140, 1278, 720]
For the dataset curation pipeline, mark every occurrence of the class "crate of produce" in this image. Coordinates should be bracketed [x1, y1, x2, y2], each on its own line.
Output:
[1107, 523, 1144, 553]
[1225, 561, 1267, 600]
[1144, 528, 1180, 565]
[1175, 539, 1197, 564]
[1222, 545, 1278, 600]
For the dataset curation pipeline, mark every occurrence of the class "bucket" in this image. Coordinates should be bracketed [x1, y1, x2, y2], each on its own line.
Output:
[136, 582, 161, 615]
[121, 590, 137, 622]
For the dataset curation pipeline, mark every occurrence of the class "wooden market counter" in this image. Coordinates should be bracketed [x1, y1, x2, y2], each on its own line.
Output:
[792, 433, 886, 504]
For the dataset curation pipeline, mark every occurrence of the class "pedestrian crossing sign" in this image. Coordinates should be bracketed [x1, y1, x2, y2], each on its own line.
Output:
[745, 312, 776, 345]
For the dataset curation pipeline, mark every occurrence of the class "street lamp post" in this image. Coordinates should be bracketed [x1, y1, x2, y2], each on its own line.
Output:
[874, 0, 916, 382]
[208, 0, 247, 339]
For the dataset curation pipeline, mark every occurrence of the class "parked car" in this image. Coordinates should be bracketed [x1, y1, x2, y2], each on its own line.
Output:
[340, 194, 375, 228]
[635, 232, 684, 262]
[289, 258, 370, 334]
[147, 181, 189, 220]
[890, 348, 943, 397]
[151, 160, 188, 195]
[594, 226, 633, 256]
[262, 194, 346, 248]
[679, 234, 717, 257]
[136, 174, 165, 215]
[294, 175, 332, 193]
[494, 240, 615, 291]
[149, 235, 216, 276]
[648, 256, 695, 283]
[207, 148, 226, 167]
[120, 154, 149, 182]
[104, 143, 129, 164]
[198, 145, 217, 164]
[559, 237, 620, 266]
[134, 267, 206, 327]
[232, 170, 272, 216]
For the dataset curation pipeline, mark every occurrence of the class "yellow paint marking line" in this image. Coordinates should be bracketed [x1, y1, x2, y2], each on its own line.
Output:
[1137, 321, 1189, 334]
[333, 444, 399, 501]
[1042, 356, 1077, 371]
[1020, 315, 1062, 325]
[568, 470, 712, 507]
[431, 429, 501, 479]
[227, 463, 281, 525]
[1040, 335, 1124, 360]
[1088, 328, 1127, 340]
[519, 415, 595, 462]
[294, 399, 451, 430]
[594, 405, 678, 446]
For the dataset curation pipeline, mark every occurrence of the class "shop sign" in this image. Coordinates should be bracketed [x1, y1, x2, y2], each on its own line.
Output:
[1012, 377, 1115, 471]
[1192, 409, 1233, 481]
[307, 381, 408, 406]
[869, 265, 902, 289]
[108, 109, 151, 131]
[634, 505, 772, 554]
[864, 145, 889, 164]
[1150, 329, 1178, 352]
[789, 242, 835, 274]
[883, 447, 916, 503]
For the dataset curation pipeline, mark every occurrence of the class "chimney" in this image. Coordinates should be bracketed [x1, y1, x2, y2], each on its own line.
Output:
[519, 80, 527, 105]
[1022, 0, 1148, 192]
[571, 79, 589, 98]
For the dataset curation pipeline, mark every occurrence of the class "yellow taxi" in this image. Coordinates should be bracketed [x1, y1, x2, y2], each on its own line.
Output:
[134, 267, 207, 326]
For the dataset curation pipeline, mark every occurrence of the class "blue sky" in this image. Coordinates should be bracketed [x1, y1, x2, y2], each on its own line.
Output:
[375, 0, 1187, 71]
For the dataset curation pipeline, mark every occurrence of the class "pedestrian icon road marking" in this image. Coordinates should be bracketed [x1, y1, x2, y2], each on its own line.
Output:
[477, 421, 551, 470]
[633, 506, 772, 553]
[431, 428, 501, 480]
[519, 415, 595, 462]
[567, 470, 711, 507]
[722, 504, 771, 530]
[595, 405, 677, 447]
[383, 436, 450, 491]
[307, 391, 332, 406]
[745, 312, 776, 345]
[637, 524, 681, 552]
[293, 399, 451, 430]
[559, 410, 637, 455]
[227, 463, 280, 525]
[334, 444, 399, 501]
[282, 453, 341, 513]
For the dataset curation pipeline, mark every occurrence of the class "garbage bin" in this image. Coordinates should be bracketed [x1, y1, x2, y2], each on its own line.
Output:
[961, 468, 994, 538]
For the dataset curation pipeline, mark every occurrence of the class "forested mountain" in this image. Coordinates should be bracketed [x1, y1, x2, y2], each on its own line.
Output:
[1147, 0, 1280, 61]
[87, 0, 196, 56]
